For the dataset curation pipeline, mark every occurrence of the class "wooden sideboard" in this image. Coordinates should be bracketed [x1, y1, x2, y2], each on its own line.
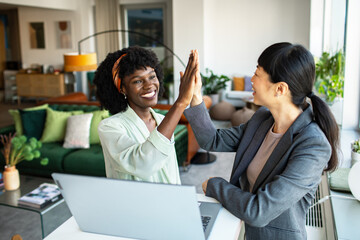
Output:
[16, 73, 65, 104]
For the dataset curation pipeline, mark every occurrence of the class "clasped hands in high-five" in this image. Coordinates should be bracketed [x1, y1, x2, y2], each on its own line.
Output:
[157, 50, 202, 140]
[177, 50, 203, 107]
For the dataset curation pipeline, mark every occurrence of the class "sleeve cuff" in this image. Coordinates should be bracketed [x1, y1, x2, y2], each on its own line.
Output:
[148, 127, 174, 155]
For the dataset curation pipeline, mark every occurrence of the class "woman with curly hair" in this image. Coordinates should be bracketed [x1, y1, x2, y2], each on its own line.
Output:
[94, 46, 198, 184]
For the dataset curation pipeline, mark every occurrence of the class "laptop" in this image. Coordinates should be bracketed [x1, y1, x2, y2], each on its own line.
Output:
[52, 173, 221, 240]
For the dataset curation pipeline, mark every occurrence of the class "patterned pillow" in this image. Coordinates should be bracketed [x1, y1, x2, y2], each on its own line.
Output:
[63, 113, 93, 149]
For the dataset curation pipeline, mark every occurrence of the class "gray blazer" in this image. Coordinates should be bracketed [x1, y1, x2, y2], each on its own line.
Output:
[184, 102, 331, 240]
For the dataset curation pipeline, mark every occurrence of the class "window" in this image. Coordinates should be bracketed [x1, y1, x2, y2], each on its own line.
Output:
[127, 8, 164, 47]
[121, 3, 171, 64]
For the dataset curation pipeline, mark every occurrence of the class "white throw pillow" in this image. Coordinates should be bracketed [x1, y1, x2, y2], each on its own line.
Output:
[63, 113, 93, 149]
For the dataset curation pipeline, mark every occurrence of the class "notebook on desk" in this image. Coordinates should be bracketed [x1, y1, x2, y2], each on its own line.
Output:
[51, 173, 221, 240]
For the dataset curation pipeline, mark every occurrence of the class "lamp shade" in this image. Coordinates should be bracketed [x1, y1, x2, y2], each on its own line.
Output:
[64, 52, 97, 72]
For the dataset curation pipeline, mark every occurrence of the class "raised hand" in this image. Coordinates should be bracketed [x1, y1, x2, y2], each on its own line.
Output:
[156, 50, 199, 140]
[191, 49, 203, 107]
[177, 50, 199, 107]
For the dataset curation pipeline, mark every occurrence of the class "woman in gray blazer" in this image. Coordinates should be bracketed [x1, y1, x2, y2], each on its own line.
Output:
[184, 43, 339, 239]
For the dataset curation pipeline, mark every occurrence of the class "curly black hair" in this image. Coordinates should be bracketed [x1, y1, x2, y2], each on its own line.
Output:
[93, 46, 164, 115]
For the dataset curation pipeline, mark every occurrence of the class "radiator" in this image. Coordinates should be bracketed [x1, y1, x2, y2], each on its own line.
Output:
[306, 174, 336, 240]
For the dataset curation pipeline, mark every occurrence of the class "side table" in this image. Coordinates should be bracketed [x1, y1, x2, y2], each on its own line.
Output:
[0, 175, 72, 239]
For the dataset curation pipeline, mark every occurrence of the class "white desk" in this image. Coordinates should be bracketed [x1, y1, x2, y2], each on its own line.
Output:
[45, 194, 242, 240]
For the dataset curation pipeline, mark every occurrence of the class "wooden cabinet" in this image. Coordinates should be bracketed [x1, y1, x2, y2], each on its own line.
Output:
[16, 73, 65, 104]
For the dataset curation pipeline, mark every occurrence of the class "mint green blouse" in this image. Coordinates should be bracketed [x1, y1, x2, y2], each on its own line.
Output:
[98, 106, 181, 184]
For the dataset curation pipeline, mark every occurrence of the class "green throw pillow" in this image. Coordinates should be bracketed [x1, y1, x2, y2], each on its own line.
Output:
[90, 110, 110, 144]
[8, 104, 49, 136]
[40, 108, 83, 143]
[19, 109, 47, 140]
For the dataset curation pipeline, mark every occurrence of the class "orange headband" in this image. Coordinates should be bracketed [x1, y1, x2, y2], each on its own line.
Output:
[112, 53, 127, 92]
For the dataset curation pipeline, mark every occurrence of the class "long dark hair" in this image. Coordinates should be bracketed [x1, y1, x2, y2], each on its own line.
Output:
[258, 42, 339, 172]
[94, 46, 164, 115]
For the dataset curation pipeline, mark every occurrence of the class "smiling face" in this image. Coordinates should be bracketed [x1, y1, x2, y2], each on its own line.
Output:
[121, 66, 159, 112]
[251, 66, 277, 107]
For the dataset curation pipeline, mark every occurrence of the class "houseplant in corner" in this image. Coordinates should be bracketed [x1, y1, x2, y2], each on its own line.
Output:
[314, 49, 345, 124]
[351, 139, 360, 166]
[201, 68, 231, 105]
[0, 134, 48, 190]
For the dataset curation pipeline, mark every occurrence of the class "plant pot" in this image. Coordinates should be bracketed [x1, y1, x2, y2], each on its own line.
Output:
[3, 165, 20, 191]
[209, 94, 220, 106]
[351, 151, 360, 167]
[327, 97, 343, 125]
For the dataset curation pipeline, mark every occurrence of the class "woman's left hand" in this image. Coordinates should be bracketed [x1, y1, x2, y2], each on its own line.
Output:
[202, 177, 214, 194]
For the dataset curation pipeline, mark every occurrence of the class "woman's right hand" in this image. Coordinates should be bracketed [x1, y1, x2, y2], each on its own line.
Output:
[177, 50, 199, 107]
[191, 50, 203, 107]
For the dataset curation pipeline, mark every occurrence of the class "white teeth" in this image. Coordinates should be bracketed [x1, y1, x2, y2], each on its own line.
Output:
[142, 91, 156, 98]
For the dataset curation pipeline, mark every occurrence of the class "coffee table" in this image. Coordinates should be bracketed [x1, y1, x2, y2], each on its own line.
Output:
[0, 175, 72, 238]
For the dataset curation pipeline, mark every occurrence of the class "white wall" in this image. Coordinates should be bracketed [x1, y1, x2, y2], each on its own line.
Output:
[15, 0, 95, 70]
[0, 0, 77, 10]
[171, 0, 310, 100]
[203, 0, 310, 78]
[172, 0, 204, 101]
[342, 0, 360, 129]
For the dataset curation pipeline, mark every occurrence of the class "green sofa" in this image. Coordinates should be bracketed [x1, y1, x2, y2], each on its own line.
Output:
[0, 104, 188, 178]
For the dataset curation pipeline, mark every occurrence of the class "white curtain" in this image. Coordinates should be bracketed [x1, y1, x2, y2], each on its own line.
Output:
[95, 0, 122, 62]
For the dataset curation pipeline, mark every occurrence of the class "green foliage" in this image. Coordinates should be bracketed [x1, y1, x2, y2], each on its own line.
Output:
[201, 68, 231, 95]
[315, 50, 345, 104]
[159, 56, 174, 101]
[0, 134, 48, 167]
[352, 139, 360, 154]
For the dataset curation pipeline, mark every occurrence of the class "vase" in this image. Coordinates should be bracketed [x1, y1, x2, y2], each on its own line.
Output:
[209, 93, 220, 106]
[351, 151, 360, 167]
[3, 165, 20, 191]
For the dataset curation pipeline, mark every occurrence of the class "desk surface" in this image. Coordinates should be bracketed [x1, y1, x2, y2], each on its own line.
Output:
[44, 194, 241, 240]
[330, 190, 360, 240]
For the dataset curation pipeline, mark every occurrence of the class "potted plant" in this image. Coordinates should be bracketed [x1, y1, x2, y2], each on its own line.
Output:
[351, 139, 360, 166]
[159, 57, 174, 104]
[314, 49, 345, 124]
[0, 134, 48, 190]
[201, 68, 231, 105]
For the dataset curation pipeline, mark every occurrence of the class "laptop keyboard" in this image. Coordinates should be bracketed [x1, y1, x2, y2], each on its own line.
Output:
[201, 216, 212, 231]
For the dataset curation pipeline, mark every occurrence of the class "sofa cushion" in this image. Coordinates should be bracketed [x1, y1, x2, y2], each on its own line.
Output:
[233, 77, 245, 91]
[19, 109, 47, 139]
[244, 76, 252, 91]
[8, 104, 49, 136]
[63, 113, 93, 149]
[63, 144, 106, 177]
[40, 108, 84, 143]
[90, 110, 110, 144]
[16, 142, 77, 177]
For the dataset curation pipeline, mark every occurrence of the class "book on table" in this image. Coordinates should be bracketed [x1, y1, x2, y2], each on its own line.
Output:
[18, 183, 62, 208]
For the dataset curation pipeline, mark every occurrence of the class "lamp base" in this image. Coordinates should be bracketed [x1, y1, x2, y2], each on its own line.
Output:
[191, 152, 216, 164]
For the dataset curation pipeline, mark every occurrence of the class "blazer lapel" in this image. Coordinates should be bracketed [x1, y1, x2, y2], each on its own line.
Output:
[251, 105, 314, 192]
[230, 116, 274, 185]
[251, 130, 293, 192]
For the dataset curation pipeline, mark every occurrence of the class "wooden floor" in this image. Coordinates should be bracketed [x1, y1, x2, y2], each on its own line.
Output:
[0, 100, 37, 128]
